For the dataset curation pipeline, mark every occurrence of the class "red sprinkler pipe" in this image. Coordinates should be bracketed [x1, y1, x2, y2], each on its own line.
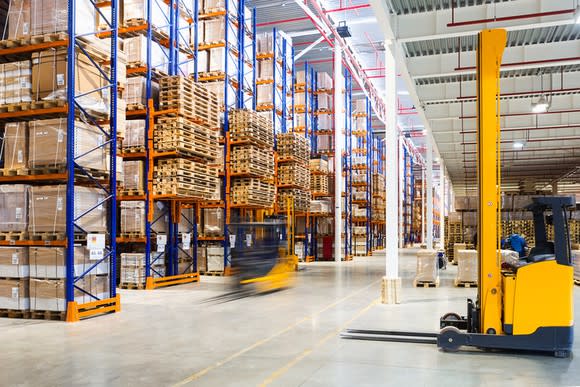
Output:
[455, 57, 580, 71]
[256, 3, 370, 27]
[448, 7, 575, 28]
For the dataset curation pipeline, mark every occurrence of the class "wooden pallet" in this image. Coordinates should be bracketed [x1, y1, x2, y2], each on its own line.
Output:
[127, 103, 146, 111]
[0, 309, 29, 319]
[229, 109, 274, 148]
[119, 282, 146, 290]
[454, 280, 478, 288]
[118, 188, 145, 197]
[121, 146, 146, 154]
[29, 310, 66, 321]
[30, 232, 67, 241]
[0, 231, 28, 241]
[413, 279, 440, 288]
[0, 168, 29, 177]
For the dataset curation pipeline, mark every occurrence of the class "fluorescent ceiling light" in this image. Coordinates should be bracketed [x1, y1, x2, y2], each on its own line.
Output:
[513, 141, 525, 149]
[576, 5, 580, 24]
[397, 90, 410, 95]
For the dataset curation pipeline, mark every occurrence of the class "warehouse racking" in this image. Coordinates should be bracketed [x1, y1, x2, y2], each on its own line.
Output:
[371, 136, 386, 251]
[0, 0, 120, 321]
[343, 70, 353, 260]
[401, 144, 414, 246]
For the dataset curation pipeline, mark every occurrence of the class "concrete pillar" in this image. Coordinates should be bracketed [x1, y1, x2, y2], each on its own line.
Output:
[333, 43, 343, 262]
[421, 168, 425, 244]
[381, 41, 401, 304]
[426, 136, 434, 250]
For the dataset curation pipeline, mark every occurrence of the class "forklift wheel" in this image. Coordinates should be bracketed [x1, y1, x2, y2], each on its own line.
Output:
[438, 326, 462, 352]
[441, 312, 461, 321]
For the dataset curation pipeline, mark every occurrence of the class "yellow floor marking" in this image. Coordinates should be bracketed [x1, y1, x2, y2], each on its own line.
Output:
[259, 298, 380, 386]
[172, 279, 381, 386]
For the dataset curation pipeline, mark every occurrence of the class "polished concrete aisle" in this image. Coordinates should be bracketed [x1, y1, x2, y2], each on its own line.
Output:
[0, 250, 579, 386]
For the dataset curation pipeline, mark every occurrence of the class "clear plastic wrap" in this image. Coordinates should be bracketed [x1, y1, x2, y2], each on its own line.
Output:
[120, 201, 145, 235]
[414, 249, 438, 283]
[123, 120, 146, 149]
[29, 185, 107, 234]
[203, 208, 224, 236]
[0, 184, 28, 232]
[0, 247, 29, 277]
[122, 160, 144, 192]
[6, 0, 31, 39]
[206, 246, 224, 271]
[28, 118, 107, 171]
[256, 84, 273, 105]
[256, 32, 273, 54]
[316, 72, 332, 90]
[29, 246, 108, 278]
[0, 278, 29, 310]
[0, 61, 32, 105]
[124, 77, 148, 106]
[455, 249, 478, 284]
[258, 59, 273, 80]
[29, 275, 108, 311]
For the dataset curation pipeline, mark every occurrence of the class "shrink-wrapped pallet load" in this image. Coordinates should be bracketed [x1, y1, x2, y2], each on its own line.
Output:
[123, 120, 146, 150]
[28, 119, 108, 172]
[1, 122, 28, 172]
[0, 61, 32, 105]
[120, 201, 146, 236]
[455, 249, 478, 285]
[0, 278, 29, 310]
[28, 185, 107, 235]
[29, 275, 108, 312]
[121, 160, 144, 193]
[203, 208, 224, 236]
[0, 247, 29, 278]
[414, 249, 438, 285]
[206, 246, 224, 271]
[0, 184, 28, 233]
[6, 0, 31, 40]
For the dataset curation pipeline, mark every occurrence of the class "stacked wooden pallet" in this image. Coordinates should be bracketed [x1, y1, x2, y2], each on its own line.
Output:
[278, 164, 309, 189]
[229, 109, 275, 208]
[277, 133, 309, 162]
[311, 174, 329, 194]
[153, 158, 218, 199]
[231, 178, 276, 207]
[230, 146, 275, 177]
[277, 189, 310, 212]
[159, 76, 221, 129]
[154, 116, 218, 162]
[229, 108, 274, 148]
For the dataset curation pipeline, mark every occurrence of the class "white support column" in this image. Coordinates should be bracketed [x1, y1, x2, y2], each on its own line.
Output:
[334, 43, 343, 263]
[381, 41, 401, 304]
[421, 168, 425, 244]
[439, 162, 445, 250]
[426, 137, 434, 250]
[398, 139, 404, 248]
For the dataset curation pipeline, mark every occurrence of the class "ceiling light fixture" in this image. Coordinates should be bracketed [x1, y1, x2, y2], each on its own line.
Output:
[397, 90, 410, 96]
[531, 94, 550, 113]
[575, 4, 580, 24]
[337, 21, 352, 38]
[513, 141, 525, 149]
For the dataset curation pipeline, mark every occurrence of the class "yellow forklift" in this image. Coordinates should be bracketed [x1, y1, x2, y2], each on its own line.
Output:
[342, 29, 575, 357]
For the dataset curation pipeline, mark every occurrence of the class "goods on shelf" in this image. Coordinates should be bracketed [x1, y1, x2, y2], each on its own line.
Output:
[123, 0, 170, 28]
[231, 178, 275, 207]
[0, 247, 29, 277]
[197, 246, 207, 272]
[310, 158, 329, 173]
[229, 108, 274, 147]
[202, 208, 224, 236]
[30, 276, 109, 312]
[316, 72, 332, 91]
[277, 189, 310, 212]
[29, 185, 107, 235]
[0, 278, 29, 310]
[124, 77, 150, 107]
[1, 122, 27, 172]
[122, 120, 146, 151]
[278, 163, 309, 189]
[154, 158, 218, 199]
[455, 249, 478, 285]
[0, 61, 32, 105]
[310, 199, 331, 214]
[230, 145, 274, 176]
[311, 174, 329, 194]
[29, 119, 108, 172]
[154, 116, 219, 162]
[29, 246, 109, 278]
[256, 31, 273, 54]
[159, 76, 220, 129]
[120, 201, 145, 236]
[121, 160, 144, 193]
[120, 253, 165, 285]
[0, 184, 28, 233]
[277, 133, 309, 161]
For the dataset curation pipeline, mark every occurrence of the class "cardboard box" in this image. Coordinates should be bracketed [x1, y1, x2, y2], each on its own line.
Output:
[258, 59, 273, 80]
[29, 185, 107, 234]
[125, 76, 148, 106]
[30, 0, 95, 35]
[0, 184, 28, 232]
[122, 160, 144, 191]
[7, 0, 31, 39]
[0, 60, 32, 104]
[2, 122, 28, 170]
[30, 247, 84, 278]
[29, 275, 108, 311]
[206, 246, 224, 271]
[203, 18, 226, 43]
[257, 84, 272, 105]
[123, 120, 146, 149]
[120, 201, 145, 235]
[31, 49, 105, 113]
[256, 32, 273, 54]
[197, 246, 207, 272]
[123, 0, 169, 29]
[124, 35, 148, 64]
[0, 247, 29, 278]
[28, 118, 108, 171]
[0, 278, 29, 310]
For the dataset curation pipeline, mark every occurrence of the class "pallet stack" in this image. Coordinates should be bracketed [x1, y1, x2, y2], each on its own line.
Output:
[276, 133, 310, 212]
[120, 253, 165, 289]
[229, 109, 275, 207]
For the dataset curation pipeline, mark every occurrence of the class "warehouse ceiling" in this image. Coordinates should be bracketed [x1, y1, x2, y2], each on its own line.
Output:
[379, 0, 580, 195]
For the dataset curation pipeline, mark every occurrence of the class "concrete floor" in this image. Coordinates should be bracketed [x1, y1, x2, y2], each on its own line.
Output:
[1, 249, 579, 386]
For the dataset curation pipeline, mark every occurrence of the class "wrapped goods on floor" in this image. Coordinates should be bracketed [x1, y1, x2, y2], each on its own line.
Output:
[414, 249, 438, 285]
[455, 249, 478, 286]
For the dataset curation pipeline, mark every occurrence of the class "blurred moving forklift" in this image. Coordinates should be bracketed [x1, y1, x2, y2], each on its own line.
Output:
[342, 29, 575, 357]
[229, 197, 298, 293]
